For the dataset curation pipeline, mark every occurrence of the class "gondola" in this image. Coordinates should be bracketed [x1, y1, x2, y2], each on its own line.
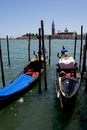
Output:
[56, 47, 81, 109]
[33, 48, 48, 63]
[0, 58, 44, 111]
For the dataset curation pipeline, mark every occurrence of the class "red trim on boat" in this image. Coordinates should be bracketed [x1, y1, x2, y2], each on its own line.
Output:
[25, 69, 39, 77]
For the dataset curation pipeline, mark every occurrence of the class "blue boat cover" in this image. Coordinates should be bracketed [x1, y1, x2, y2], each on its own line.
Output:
[0, 74, 34, 97]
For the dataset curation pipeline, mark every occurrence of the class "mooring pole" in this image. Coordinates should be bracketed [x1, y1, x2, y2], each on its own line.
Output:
[79, 25, 83, 72]
[81, 41, 87, 79]
[74, 32, 77, 60]
[38, 28, 41, 94]
[49, 35, 51, 65]
[86, 78, 87, 92]
[0, 40, 5, 87]
[85, 34, 87, 92]
[7, 35, 10, 65]
[41, 20, 47, 91]
[28, 35, 30, 61]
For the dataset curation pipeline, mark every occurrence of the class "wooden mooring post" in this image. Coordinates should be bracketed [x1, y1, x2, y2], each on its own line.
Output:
[0, 40, 5, 87]
[86, 78, 87, 92]
[49, 35, 51, 65]
[41, 20, 47, 91]
[74, 32, 77, 60]
[7, 35, 10, 65]
[81, 33, 87, 91]
[79, 25, 83, 72]
[86, 34, 87, 91]
[38, 28, 41, 94]
[28, 35, 31, 61]
[85, 72, 87, 92]
[81, 34, 87, 78]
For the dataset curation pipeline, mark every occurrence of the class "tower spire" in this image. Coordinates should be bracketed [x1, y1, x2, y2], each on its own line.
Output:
[52, 20, 55, 35]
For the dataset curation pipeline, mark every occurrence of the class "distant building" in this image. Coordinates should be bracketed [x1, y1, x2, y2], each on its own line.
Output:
[57, 32, 74, 39]
[52, 20, 55, 35]
[64, 27, 68, 33]
[51, 20, 79, 39]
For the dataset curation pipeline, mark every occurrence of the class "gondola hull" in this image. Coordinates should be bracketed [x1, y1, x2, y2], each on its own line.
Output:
[0, 60, 44, 111]
[56, 69, 81, 109]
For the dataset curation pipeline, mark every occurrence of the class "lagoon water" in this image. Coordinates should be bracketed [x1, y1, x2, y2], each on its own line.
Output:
[0, 39, 87, 130]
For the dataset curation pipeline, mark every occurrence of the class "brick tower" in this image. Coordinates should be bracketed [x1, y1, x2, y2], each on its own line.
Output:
[52, 20, 55, 35]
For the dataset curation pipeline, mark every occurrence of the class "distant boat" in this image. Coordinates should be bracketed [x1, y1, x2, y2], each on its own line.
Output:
[56, 46, 81, 109]
[0, 57, 44, 111]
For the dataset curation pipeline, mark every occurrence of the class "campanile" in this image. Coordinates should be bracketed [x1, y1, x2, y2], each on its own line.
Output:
[52, 20, 55, 35]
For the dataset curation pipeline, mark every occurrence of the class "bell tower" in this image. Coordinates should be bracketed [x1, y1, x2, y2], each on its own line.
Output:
[52, 20, 55, 35]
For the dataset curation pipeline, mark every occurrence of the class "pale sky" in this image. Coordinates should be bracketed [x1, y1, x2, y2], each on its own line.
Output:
[0, 0, 87, 37]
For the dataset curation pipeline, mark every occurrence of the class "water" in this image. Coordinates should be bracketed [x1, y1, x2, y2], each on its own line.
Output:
[0, 39, 87, 130]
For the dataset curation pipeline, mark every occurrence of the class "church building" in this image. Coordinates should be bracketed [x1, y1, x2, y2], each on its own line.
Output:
[51, 20, 75, 39]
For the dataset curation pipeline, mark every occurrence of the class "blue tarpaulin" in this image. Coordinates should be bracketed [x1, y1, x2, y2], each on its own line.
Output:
[0, 74, 34, 96]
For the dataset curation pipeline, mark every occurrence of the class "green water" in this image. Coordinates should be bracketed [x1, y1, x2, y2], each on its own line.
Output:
[0, 39, 87, 130]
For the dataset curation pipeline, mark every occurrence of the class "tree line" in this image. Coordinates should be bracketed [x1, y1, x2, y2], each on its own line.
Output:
[22, 33, 39, 38]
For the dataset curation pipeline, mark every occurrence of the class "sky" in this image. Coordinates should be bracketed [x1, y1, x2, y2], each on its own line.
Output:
[0, 0, 87, 38]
